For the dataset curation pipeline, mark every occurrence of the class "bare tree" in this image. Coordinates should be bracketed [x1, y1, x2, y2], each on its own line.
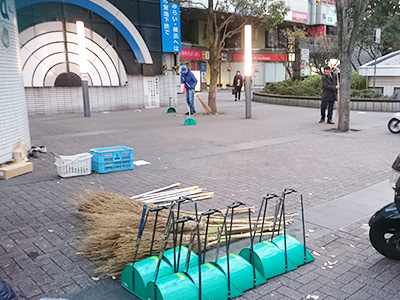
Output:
[309, 34, 339, 75]
[335, 0, 368, 132]
[181, 0, 288, 113]
[280, 26, 307, 80]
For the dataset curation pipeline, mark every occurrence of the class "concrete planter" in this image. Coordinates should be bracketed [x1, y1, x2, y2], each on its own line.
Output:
[253, 93, 400, 112]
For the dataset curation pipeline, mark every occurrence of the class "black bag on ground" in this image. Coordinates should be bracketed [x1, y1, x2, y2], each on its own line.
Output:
[0, 278, 18, 300]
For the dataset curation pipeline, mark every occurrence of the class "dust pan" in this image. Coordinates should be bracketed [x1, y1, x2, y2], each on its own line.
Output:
[186, 262, 229, 300]
[146, 272, 199, 300]
[184, 117, 196, 126]
[163, 245, 199, 272]
[239, 240, 296, 279]
[215, 253, 266, 295]
[272, 234, 314, 267]
[166, 96, 176, 114]
[166, 107, 176, 113]
[267, 191, 314, 268]
[121, 256, 174, 300]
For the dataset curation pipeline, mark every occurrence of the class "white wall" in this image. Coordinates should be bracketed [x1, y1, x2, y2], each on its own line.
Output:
[368, 76, 400, 97]
[0, 0, 31, 163]
[266, 63, 286, 83]
[25, 73, 181, 115]
[283, 0, 309, 24]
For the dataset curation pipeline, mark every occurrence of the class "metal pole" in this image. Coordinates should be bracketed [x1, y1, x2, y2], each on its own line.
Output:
[245, 76, 251, 119]
[373, 43, 377, 89]
[82, 77, 90, 117]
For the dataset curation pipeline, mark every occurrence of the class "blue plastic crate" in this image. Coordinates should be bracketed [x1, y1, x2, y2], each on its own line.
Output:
[90, 146, 134, 174]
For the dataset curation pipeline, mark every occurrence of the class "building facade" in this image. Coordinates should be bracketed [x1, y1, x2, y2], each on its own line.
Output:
[359, 50, 400, 99]
[16, 0, 181, 115]
[0, 0, 31, 163]
[11, 0, 338, 116]
[180, 0, 337, 89]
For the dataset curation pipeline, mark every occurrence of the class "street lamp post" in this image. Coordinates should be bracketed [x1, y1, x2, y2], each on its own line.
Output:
[244, 25, 252, 119]
[76, 21, 90, 117]
[373, 28, 381, 90]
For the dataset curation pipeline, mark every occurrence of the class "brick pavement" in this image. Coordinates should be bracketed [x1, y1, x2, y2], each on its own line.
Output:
[1, 90, 399, 299]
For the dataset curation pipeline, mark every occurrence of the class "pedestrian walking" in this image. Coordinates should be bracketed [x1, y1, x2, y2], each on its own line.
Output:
[320, 66, 339, 124]
[232, 70, 243, 101]
[180, 66, 198, 115]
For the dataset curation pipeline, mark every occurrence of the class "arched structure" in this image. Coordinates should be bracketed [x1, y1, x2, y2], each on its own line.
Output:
[16, 0, 153, 64]
[19, 22, 128, 87]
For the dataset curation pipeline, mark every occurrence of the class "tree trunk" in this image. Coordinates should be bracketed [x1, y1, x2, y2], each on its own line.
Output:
[335, 0, 368, 132]
[208, 54, 219, 113]
[292, 40, 301, 80]
[337, 55, 351, 132]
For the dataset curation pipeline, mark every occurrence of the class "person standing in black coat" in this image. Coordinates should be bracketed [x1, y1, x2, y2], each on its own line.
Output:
[232, 71, 243, 101]
[320, 66, 339, 124]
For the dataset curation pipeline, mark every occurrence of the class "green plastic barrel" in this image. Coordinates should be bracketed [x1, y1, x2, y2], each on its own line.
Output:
[239, 240, 296, 279]
[186, 263, 229, 300]
[272, 234, 314, 266]
[215, 253, 266, 296]
[163, 246, 198, 272]
[121, 256, 174, 300]
[146, 272, 199, 300]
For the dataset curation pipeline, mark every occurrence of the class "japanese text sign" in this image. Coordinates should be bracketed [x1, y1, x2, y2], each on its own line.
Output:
[160, 0, 181, 53]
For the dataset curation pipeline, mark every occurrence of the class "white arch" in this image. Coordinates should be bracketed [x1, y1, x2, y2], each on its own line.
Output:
[20, 21, 128, 87]
[16, 0, 153, 64]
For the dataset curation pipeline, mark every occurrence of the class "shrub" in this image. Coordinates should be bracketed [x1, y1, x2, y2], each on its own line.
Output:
[350, 89, 396, 99]
[350, 71, 367, 90]
[262, 75, 322, 97]
[262, 71, 389, 99]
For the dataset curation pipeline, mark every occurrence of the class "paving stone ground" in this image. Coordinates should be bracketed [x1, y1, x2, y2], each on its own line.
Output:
[1, 90, 400, 300]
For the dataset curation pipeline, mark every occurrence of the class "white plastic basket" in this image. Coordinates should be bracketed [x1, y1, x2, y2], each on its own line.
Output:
[54, 153, 92, 178]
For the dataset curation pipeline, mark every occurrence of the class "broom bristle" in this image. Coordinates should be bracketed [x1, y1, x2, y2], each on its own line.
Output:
[76, 189, 293, 277]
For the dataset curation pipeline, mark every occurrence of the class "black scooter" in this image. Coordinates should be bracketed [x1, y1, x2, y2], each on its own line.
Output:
[369, 154, 400, 259]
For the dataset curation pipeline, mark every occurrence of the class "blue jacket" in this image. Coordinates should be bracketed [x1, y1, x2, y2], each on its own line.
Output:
[181, 71, 197, 90]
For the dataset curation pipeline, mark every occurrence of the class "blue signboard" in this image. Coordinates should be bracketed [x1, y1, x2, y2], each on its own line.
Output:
[160, 0, 181, 53]
[200, 62, 207, 72]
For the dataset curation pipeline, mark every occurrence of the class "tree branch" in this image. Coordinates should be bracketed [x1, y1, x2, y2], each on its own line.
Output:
[347, 1, 368, 56]
[217, 13, 236, 32]
[179, 0, 208, 10]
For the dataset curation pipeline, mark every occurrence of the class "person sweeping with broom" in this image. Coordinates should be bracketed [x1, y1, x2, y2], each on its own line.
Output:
[180, 66, 197, 115]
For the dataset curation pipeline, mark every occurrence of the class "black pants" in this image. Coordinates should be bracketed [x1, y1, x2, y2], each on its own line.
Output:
[234, 87, 241, 100]
[321, 100, 334, 121]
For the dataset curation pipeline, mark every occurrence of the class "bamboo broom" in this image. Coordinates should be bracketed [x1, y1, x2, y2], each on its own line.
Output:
[76, 189, 294, 277]
[132, 186, 199, 201]
[129, 183, 181, 199]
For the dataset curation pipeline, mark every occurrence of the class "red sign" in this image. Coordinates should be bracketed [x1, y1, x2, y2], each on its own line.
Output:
[179, 49, 203, 59]
[306, 25, 326, 37]
[232, 53, 287, 62]
[292, 11, 308, 23]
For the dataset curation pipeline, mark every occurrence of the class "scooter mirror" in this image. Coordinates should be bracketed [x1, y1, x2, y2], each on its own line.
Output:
[390, 170, 400, 190]
[391, 155, 400, 191]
